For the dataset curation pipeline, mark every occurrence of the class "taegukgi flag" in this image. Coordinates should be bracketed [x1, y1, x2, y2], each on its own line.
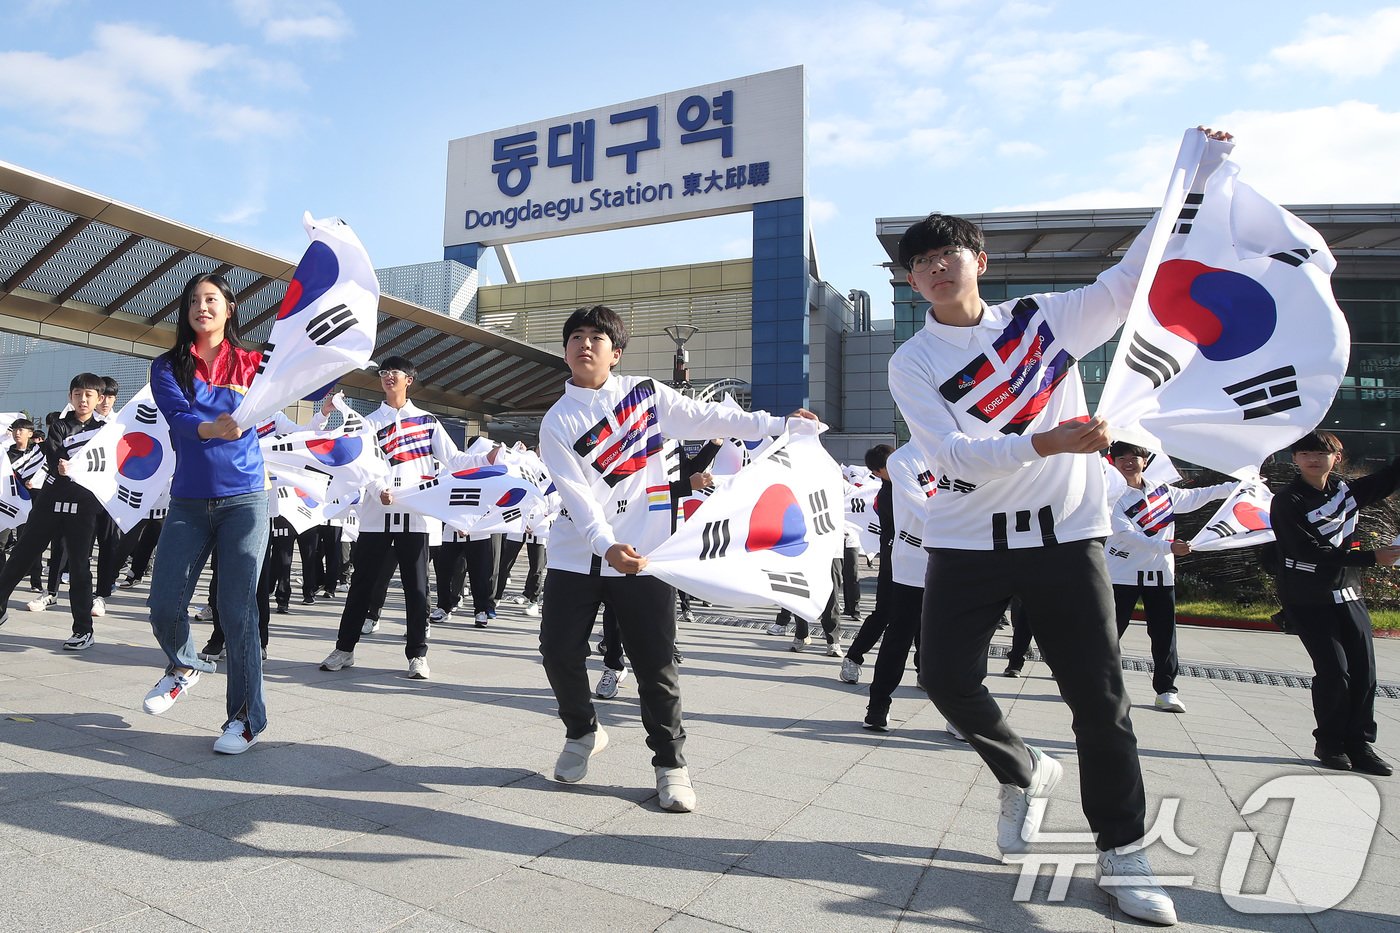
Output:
[1096, 129, 1348, 479]
[66, 384, 174, 532]
[270, 482, 330, 536]
[844, 480, 881, 556]
[261, 417, 388, 504]
[232, 213, 379, 430]
[0, 442, 32, 532]
[1188, 472, 1275, 552]
[392, 464, 547, 535]
[645, 433, 844, 621]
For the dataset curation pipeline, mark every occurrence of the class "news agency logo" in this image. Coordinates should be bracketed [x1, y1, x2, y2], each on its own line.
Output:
[1005, 775, 1380, 914]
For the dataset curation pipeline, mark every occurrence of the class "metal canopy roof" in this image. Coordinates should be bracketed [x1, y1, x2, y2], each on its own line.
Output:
[876, 205, 1400, 280]
[0, 160, 568, 417]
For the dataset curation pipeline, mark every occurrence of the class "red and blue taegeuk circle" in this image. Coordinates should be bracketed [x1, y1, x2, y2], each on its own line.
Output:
[452, 465, 508, 480]
[116, 433, 163, 481]
[276, 240, 340, 320]
[1148, 259, 1276, 362]
[745, 484, 808, 557]
[306, 435, 362, 467]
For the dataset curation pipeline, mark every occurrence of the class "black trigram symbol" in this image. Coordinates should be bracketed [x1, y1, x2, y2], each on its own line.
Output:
[764, 570, 809, 599]
[897, 530, 922, 548]
[271, 440, 296, 452]
[116, 485, 143, 509]
[866, 521, 880, 536]
[1125, 334, 1182, 389]
[1269, 248, 1318, 267]
[135, 403, 158, 425]
[0, 501, 16, 519]
[937, 475, 978, 494]
[502, 508, 521, 523]
[84, 448, 107, 471]
[809, 489, 835, 535]
[700, 519, 730, 560]
[256, 343, 274, 376]
[769, 448, 791, 469]
[1205, 521, 1238, 539]
[849, 498, 866, 513]
[418, 477, 440, 491]
[615, 499, 628, 514]
[296, 505, 312, 520]
[1224, 366, 1301, 420]
[449, 487, 481, 508]
[306, 304, 357, 346]
[1174, 191, 1203, 235]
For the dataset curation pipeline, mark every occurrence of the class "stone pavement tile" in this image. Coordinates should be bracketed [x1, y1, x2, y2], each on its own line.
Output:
[655, 912, 752, 932]
[384, 910, 492, 932]
[434, 865, 674, 933]
[809, 781, 962, 834]
[737, 832, 928, 908]
[0, 735, 186, 787]
[707, 744, 858, 783]
[43, 823, 267, 908]
[0, 710, 111, 751]
[0, 757, 84, 805]
[87, 762, 278, 819]
[184, 735, 364, 790]
[0, 850, 149, 932]
[162, 860, 421, 932]
[853, 745, 987, 784]
[697, 756, 835, 803]
[906, 862, 1116, 932]
[292, 828, 518, 909]
[302, 762, 531, 826]
[182, 792, 383, 855]
[594, 807, 769, 868]
[0, 783, 180, 855]
[354, 716, 498, 755]
[287, 726, 434, 771]
[679, 780, 807, 832]
[471, 770, 651, 831]
[682, 868, 900, 932]
[373, 750, 539, 802]
[839, 765, 983, 814]
[395, 795, 580, 864]
[86, 907, 205, 931]
[527, 832, 733, 910]
[778, 804, 941, 860]
[1162, 884, 1322, 933]
[1308, 903, 1400, 933]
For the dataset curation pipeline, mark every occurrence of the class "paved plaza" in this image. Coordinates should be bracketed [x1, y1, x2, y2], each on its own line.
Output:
[0, 571, 1396, 932]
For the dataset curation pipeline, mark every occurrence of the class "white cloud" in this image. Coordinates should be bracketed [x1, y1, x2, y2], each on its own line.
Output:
[808, 198, 839, 224]
[1259, 8, 1400, 80]
[1058, 41, 1214, 109]
[231, 0, 352, 44]
[996, 140, 1045, 159]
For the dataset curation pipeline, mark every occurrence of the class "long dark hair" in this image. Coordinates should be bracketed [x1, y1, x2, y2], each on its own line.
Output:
[161, 272, 246, 397]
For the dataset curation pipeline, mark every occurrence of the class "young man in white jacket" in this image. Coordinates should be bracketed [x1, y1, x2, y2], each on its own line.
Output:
[538, 305, 817, 812]
[1105, 442, 1232, 714]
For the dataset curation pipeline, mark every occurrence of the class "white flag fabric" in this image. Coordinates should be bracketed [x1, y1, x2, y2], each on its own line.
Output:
[1096, 131, 1349, 479]
[66, 385, 175, 532]
[1188, 473, 1275, 552]
[645, 433, 844, 620]
[0, 446, 32, 532]
[844, 482, 881, 555]
[270, 482, 329, 535]
[261, 421, 388, 503]
[231, 213, 379, 430]
[392, 464, 547, 535]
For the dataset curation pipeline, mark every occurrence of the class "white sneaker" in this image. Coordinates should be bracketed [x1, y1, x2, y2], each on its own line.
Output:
[826, 637, 845, 658]
[361, 618, 380, 635]
[595, 667, 627, 699]
[319, 649, 355, 671]
[408, 657, 430, 680]
[839, 657, 861, 684]
[474, 611, 490, 627]
[554, 728, 608, 783]
[62, 632, 94, 651]
[1154, 692, 1186, 713]
[429, 607, 448, 623]
[61, 572, 69, 585]
[789, 634, 810, 652]
[655, 766, 696, 813]
[90, 597, 106, 618]
[765, 621, 788, 636]
[997, 746, 1063, 858]
[194, 604, 214, 622]
[144, 669, 200, 715]
[511, 595, 527, 606]
[26, 593, 55, 612]
[1097, 845, 1178, 925]
[213, 719, 259, 755]
[945, 721, 968, 742]
[524, 601, 541, 617]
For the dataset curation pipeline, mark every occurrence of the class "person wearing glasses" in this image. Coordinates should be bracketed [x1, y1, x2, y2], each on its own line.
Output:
[318, 356, 494, 681]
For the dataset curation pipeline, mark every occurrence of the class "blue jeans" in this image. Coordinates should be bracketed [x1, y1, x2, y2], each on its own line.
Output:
[148, 491, 271, 735]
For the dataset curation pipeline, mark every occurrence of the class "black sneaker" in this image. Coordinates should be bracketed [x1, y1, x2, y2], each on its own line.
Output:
[863, 707, 891, 731]
[1003, 665, 1022, 678]
[1314, 744, 1352, 771]
[275, 603, 290, 614]
[302, 595, 316, 605]
[1347, 744, 1394, 776]
[198, 641, 226, 662]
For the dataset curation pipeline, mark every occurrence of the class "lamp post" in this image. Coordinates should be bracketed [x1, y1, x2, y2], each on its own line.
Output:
[664, 324, 699, 388]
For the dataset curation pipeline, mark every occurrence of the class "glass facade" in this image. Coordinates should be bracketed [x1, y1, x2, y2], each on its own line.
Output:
[1323, 280, 1400, 464]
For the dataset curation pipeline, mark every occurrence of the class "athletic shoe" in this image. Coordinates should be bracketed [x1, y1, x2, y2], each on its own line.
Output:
[839, 657, 861, 684]
[1347, 744, 1393, 776]
[826, 637, 845, 658]
[1154, 692, 1186, 713]
[789, 634, 810, 652]
[90, 597, 107, 618]
[408, 657, 430, 680]
[361, 618, 380, 635]
[194, 604, 214, 622]
[429, 607, 449, 623]
[595, 667, 627, 699]
[424, 623, 432, 640]
[997, 746, 1063, 858]
[213, 719, 259, 755]
[63, 632, 94, 651]
[197, 641, 226, 662]
[655, 766, 696, 812]
[118, 575, 139, 589]
[144, 669, 199, 715]
[1096, 846, 1177, 925]
[301, 595, 316, 605]
[474, 612, 489, 627]
[61, 572, 69, 585]
[863, 707, 890, 731]
[27, 593, 55, 612]
[28, 584, 42, 593]
[679, 610, 695, 624]
[1003, 665, 1022, 678]
[945, 721, 968, 742]
[260, 647, 267, 661]
[486, 610, 497, 619]
[319, 649, 355, 671]
[554, 727, 608, 783]
[524, 601, 541, 617]
[510, 595, 527, 606]
[765, 621, 788, 636]
[274, 603, 289, 615]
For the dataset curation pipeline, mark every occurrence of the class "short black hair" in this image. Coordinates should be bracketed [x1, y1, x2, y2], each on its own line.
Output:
[1108, 441, 1152, 460]
[1291, 430, 1344, 455]
[69, 372, 105, 394]
[561, 305, 628, 353]
[897, 213, 985, 270]
[10, 418, 33, 432]
[864, 443, 894, 472]
[378, 355, 418, 380]
[101, 376, 119, 397]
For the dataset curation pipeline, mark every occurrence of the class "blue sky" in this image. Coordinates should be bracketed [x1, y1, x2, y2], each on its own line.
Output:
[3, 0, 1398, 320]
